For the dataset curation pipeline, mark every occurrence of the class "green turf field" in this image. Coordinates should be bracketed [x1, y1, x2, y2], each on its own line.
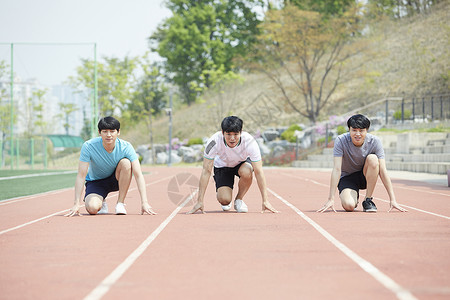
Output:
[0, 170, 77, 200]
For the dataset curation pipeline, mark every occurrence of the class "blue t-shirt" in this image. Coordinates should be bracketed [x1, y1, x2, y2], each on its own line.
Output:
[79, 137, 138, 181]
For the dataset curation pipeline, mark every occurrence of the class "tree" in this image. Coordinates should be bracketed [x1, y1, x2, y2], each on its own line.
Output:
[31, 89, 49, 136]
[69, 56, 138, 117]
[125, 55, 167, 164]
[57, 103, 78, 135]
[0, 60, 13, 144]
[242, 4, 366, 124]
[287, 0, 355, 16]
[150, 0, 265, 105]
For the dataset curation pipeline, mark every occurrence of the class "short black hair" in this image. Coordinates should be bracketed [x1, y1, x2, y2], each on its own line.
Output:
[221, 116, 243, 133]
[98, 116, 120, 132]
[347, 114, 370, 130]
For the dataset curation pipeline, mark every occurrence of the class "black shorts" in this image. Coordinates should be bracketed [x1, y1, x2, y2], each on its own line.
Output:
[213, 159, 252, 190]
[84, 172, 119, 200]
[338, 170, 367, 199]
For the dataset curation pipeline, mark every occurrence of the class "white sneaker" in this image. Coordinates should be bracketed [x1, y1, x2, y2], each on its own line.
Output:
[221, 203, 232, 211]
[234, 199, 248, 213]
[115, 202, 127, 215]
[97, 201, 108, 214]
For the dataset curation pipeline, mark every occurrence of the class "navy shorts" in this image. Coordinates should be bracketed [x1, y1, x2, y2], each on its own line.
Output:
[338, 170, 367, 199]
[213, 159, 252, 190]
[84, 172, 119, 200]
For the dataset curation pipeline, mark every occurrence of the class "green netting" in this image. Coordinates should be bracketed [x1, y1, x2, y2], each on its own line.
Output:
[46, 135, 84, 148]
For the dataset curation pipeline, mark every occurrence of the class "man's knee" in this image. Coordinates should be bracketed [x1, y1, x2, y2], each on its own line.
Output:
[216, 188, 232, 205]
[118, 158, 132, 171]
[238, 164, 253, 180]
[340, 189, 358, 212]
[366, 154, 379, 169]
[116, 158, 132, 180]
[85, 195, 103, 215]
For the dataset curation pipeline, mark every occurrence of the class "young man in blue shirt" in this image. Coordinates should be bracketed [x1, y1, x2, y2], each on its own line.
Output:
[65, 116, 156, 216]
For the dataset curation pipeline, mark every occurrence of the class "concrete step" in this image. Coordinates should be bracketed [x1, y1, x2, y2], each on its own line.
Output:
[386, 153, 450, 163]
[292, 160, 450, 174]
[386, 162, 450, 174]
[292, 160, 334, 168]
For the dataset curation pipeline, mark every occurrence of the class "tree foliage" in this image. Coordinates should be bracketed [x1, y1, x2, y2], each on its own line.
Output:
[150, 0, 265, 105]
[69, 56, 138, 117]
[242, 4, 366, 124]
[287, 0, 355, 16]
[0, 60, 13, 141]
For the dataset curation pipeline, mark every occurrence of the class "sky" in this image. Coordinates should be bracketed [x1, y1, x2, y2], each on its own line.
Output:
[0, 0, 172, 85]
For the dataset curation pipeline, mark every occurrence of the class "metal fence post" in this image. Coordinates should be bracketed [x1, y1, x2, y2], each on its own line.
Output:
[43, 139, 47, 169]
[422, 97, 425, 121]
[401, 97, 404, 123]
[30, 138, 34, 169]
[16, 138, 19, 169]
[385, 99, 389, 125]
[431, 96, 434, 121]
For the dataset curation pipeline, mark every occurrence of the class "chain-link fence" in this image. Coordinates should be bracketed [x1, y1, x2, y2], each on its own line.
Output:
[1, 136, 81, 170]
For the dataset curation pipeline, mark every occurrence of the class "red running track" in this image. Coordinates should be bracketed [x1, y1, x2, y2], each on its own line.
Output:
[0, 167, 449, 300]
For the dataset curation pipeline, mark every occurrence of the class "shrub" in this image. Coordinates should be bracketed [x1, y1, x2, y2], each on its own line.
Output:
[337, 125, 347, 135]
[187, 137, 204, 146]
[393, 109, 412, 120]
[281, 124, 302, 143]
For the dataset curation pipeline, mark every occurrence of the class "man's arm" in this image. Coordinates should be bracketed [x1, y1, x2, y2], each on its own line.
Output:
[186, 158, 214, 214]
[252, 160, 279, 213]
[317, 156, 342, 213]
[65, 161, 89, 217]
[378, 159, 407, 212]
[131, 160, 157, 215]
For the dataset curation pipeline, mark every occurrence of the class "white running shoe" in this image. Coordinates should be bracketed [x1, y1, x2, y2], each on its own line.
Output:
[221, 203, 232, 211]
[234, 199, 248, 213]
[97, 201, 108, 214]
[115, 202, 127, 215]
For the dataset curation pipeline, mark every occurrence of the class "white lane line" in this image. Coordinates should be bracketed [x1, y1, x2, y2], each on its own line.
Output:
[0, 208, 78, 235]
[392, 185, 449, 197]
[0, 176, 173, 236]
[374, 197, 450, 220]
[0, 188, 74, 206]
[280, 172, 450, 220]
[0, 172, 166, 205]
[84, 190, 198, 300]
[268, 187, 417, 300]
[0, 170, 77, 181]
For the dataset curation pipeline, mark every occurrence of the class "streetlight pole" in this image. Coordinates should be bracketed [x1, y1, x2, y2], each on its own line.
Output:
[167, 91, 173, 166]
[9, 43, 14, 170]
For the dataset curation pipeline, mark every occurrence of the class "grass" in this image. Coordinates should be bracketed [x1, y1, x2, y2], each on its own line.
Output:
[0, 170, 76, 201]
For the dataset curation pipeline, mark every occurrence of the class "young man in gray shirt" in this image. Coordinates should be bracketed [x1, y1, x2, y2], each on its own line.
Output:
[317, 114, 407, 213]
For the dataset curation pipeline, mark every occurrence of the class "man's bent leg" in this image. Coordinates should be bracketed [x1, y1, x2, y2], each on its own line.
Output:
[236, 162, 253, 200]
[217, 186, 233, 206]
[85, 193, 104, 215]
[115, 158, 132, 204]
[339, 188, 358, 212]
[363, 154, 380, 198]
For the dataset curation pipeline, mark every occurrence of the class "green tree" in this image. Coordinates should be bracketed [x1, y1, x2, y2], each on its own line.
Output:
[125, 56, 167, 163]
[57, 103, 78, 135]
[69, 56, 138, 117]
[0, 60, 13, 145]
[150, 0, 265, 105]
[242, 4, 366, 124]
[287, 0, 355, 16]
[32, 89, 49, 136]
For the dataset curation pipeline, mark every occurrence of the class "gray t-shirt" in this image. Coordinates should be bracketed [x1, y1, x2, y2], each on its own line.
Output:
[333, 133, 385, 177]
